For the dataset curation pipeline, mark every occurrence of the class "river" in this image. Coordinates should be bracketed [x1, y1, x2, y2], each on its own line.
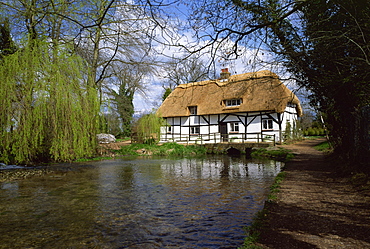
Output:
[0, 155, 281, 248]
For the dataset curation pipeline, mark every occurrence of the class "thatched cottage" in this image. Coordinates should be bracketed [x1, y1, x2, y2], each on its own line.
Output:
[157, 69, 302, 144]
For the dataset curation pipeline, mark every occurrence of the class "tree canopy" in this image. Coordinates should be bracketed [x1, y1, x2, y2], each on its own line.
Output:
[175, 0, 369, 172]
[1, 0, 369, 170]
[0, 0, 159, 163]
[0, 41, 99, 163]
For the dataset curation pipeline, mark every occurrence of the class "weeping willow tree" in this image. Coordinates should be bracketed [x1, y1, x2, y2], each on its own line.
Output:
[0, 41, 100, 164]
[133, 112, 166, 144]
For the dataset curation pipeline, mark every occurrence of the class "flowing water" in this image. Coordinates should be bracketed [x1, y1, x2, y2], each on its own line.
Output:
[0, 155, 281, 248]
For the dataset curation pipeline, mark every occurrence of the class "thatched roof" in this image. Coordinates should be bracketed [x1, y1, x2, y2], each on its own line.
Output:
[158, 70, 303, 117]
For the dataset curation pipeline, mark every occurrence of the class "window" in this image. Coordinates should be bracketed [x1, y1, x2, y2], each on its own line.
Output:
[190, 126, 200, 134]
[262, 119, 273, 130]
[225, 99, 242, 107]
[287, 102, 296, 108]
[167, 125, 172, 133]
[230, 122, 239, 132]
[188, 106, 197, 115]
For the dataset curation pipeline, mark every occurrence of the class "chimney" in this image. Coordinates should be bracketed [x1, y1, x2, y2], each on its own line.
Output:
[220, 68, 231, 80]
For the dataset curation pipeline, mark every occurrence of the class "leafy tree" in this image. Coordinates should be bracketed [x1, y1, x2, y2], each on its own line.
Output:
[0, 18, 16, 57]
[0, 41, 99, 164]
[133, 112, 166, 144]
[162, 87, 172, 101]
[0, 0, 162, 162]
[105, 64, 151, 137]
[181, 0, 370, 172]
[71, 1, 156, 136]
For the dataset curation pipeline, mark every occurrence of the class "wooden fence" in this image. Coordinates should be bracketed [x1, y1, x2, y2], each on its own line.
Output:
[157, 132, 276, 146]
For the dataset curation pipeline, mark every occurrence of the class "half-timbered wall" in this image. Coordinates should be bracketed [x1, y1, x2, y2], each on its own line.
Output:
[160, 106, 299, 144]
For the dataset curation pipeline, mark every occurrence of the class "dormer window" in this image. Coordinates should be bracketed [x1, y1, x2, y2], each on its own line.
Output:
[188, 106, 197, 115]
[225, 99, 242, 107]
[287, 102, 296, 108]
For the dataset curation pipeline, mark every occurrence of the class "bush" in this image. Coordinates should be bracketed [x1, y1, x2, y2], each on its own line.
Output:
[304, 127, 326, 136]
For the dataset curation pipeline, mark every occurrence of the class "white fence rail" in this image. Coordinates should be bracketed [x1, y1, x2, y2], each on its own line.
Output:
[159, 132, 276, 145]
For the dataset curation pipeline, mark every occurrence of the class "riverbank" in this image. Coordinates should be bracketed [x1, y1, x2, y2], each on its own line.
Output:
[252, 138, 370, 248]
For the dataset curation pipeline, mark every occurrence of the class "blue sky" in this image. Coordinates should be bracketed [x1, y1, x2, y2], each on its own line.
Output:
[130, 1, 306, 115]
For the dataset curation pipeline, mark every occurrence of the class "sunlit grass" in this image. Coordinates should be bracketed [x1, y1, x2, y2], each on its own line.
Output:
[251, 147, 294, 162]
[116, 142, 207, 157]
[314, 141, 331, 152]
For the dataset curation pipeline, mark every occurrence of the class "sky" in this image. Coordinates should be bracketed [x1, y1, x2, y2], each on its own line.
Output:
[129, 1, 305, 116]
[132, 41, 290, 115]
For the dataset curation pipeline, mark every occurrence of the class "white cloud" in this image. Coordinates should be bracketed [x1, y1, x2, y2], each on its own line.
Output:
[132, 10, 300, 114]
[134, 82, 163, 115]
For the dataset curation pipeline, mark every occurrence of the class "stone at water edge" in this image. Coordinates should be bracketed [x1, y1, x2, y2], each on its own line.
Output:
[96, 133, 116, 144]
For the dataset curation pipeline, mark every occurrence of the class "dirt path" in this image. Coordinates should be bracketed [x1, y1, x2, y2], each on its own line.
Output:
[256, 138, 370, 248]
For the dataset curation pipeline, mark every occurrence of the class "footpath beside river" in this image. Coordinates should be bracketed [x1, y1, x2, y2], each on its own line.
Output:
[256, 138, 370, 248]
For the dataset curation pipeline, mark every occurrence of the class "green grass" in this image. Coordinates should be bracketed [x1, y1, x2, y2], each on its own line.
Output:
[268, 172, 287, 200]
[115, 137, 131, 142]
[238, 209, 267, 249]
[251, 147, 294, 162]
[116, 142, 207, 157]
[239, 171, 287, 249]
[74, 156, 113, 162]
[313, 141, 331, 152]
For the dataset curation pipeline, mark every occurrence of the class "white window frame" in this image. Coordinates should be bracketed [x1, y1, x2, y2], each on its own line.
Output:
[225, 99, 242, 107]
[230, 122, 239, 133]
[190, 126, 200, 134]
[167, 125, 172, 134]
[262, 119, 273, 130]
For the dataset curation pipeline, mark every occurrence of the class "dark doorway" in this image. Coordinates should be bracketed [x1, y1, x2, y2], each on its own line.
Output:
[219, 122, 228, 142]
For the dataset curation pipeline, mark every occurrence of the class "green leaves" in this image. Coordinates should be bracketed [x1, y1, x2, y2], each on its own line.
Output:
[0, 41, 99, 164]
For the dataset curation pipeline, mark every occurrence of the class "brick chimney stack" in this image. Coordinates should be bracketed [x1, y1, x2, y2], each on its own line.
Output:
[220, 68, 231, 80]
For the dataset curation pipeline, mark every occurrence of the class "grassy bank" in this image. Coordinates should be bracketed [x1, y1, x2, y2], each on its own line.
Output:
[239, 146, 293, 249]
[114, 142, 207, 157]
[251, 147, 294, 162]
[313, 140, 331, 152]
[239, 171, 287, 249]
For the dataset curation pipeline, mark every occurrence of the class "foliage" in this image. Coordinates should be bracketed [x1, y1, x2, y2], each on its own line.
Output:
[313, 141, 331, 152]
[268, 172, 287, 201]
[239, 210, 264, 249]
[303, 127, 326, 137]
[251, 148, 294, 162]
[0, 41, 99, 164]
[239, 171, 286, 249]
[104, 65, 152, 137]
[284, 120, 303, 141]
[162, 87, 172, 101]
[1, 0, 158, 153]
[113, 80, 135, 137]
[0, 18, 16, 58]
[132, 112, 167, 144]
[295, 0, 370, 171]
[74, 156, 113, 162]
[186, 0, 370, 172]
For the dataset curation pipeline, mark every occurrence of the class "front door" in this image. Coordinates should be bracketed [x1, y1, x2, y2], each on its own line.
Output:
[219, 122, 228, 142]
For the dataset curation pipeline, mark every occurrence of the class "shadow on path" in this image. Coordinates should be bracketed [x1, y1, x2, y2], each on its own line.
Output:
[256, 138, 370, 248]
